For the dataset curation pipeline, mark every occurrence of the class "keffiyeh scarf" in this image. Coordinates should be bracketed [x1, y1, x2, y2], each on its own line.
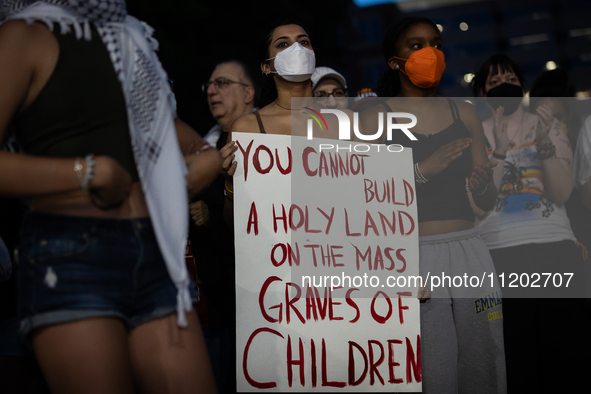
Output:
[1, 0, 193, 327]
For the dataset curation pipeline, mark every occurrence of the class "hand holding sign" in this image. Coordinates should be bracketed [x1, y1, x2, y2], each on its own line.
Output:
[233, 133, 421, 392]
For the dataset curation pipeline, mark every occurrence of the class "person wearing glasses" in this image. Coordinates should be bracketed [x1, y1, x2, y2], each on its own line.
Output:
[202, 61, 257, 149]
[311, 66, 348, 110]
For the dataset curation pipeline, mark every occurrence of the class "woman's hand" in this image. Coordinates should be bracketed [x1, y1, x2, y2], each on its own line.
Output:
[535, 104, 553, 144]
[89, 156, 132, 209]
[220, 141, 238, 178]
[491, 106, 510, 155]
[418, 137, 472, 179]
[469, 160, 498, 194]
[190, 200, 210, 227]
[417, 286, 431, 303]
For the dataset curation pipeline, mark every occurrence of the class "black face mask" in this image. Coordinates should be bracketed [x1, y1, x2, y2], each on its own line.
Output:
[486, 83, 524, 115]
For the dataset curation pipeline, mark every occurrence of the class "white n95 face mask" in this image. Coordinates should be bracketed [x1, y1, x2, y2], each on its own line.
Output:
[267, 42, 316, 82]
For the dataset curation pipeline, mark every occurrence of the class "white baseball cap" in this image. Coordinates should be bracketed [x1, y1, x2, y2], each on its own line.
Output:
[311, 67, 347, 90]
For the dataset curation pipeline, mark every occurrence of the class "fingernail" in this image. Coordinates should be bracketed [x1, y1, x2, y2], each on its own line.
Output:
[480, 164, 485, 168]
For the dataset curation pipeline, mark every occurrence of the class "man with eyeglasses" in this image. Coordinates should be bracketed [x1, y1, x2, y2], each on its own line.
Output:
[311, 66, 349, 110]
[189, 60, 257, 393]
[201, 61, 257, 148]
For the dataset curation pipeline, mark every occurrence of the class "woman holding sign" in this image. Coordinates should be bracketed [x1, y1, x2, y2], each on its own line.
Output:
[362, 16, 507, 394]
[220, 20, 340, 205]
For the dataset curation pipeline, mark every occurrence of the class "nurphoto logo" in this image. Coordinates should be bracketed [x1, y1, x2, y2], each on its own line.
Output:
[306, 109, 418, 142]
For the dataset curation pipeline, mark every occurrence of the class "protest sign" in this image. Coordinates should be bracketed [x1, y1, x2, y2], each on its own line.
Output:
[233, 133, 420, 392]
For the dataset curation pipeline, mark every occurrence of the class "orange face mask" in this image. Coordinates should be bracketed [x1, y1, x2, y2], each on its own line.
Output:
[390, 47, 446, 89]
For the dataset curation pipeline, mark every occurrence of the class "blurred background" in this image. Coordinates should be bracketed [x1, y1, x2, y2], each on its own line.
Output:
[126, 0, 591, 133]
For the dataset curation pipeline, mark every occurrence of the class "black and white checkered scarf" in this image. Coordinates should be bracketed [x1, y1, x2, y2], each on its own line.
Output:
[1, 0, 193, 327]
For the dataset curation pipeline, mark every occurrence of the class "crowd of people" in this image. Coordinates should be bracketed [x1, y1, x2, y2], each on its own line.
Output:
[1, 1, 590, 394]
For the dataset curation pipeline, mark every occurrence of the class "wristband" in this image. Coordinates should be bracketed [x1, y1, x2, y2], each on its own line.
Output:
[224, 180, 234, 194]
[224, 189, 234, 202]
[473, 183, 489, 196]
[535, 140, 556, 160]
[74, 155, 95, 190]
[81, 155, 96, 190]
[492, 151, 506, 160]
[414, 162, 429, 184]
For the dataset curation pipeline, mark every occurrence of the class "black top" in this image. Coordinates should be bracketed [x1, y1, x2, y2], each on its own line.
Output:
[385, 99, 475, 223]
[12, 23, 139, 181]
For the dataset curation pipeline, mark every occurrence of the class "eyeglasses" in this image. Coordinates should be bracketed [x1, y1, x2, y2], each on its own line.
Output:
[202, 77, 249, 92]
[313, 88, 347, 98]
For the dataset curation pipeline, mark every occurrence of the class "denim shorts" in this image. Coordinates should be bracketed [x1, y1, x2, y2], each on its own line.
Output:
[16, 212, 198, 339]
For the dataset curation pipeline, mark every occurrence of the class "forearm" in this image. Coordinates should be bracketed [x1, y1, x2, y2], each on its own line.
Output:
[0, 151, 87, 197]
[540, 156, 573, 205]
[471, 179, 498, 212]
[490, 154, 505, 192]
[185, 149, 223, 199]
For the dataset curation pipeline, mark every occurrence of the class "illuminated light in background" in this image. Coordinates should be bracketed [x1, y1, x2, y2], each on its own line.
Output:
[509, 33, 550, 46]
[459, 22, 469, 31]
[352, 0, 412, 7]
[437, 24, 444, 32]
[545, 61, 557, 70]
[464, 73, 475, 83]
[569, 28, 591, 38]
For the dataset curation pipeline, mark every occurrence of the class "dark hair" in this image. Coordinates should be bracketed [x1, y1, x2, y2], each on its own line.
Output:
[528, 68, 574, 119]
[256, 19, 310, 106]
[471, 54, 526, 96]
[529, 69, 574, 98]
[377, 16, 440, 97]
[257, 18, 310, 64]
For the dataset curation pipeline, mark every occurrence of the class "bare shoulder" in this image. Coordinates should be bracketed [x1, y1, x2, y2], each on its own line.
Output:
[0, 20, 56, 49]
[229, 112, 260, 134]
[455, 100, 480, 121]
[0, 20, 58, 80]
[0, 20, 58, 126]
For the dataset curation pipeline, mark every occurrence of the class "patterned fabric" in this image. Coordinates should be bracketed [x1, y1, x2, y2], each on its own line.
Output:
[2, 0, 193, 327]
[1, 0, 125, 24]
[478, 140, 575, 249]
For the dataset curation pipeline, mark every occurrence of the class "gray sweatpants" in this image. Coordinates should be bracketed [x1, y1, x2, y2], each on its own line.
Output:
[419, 227, 506, 394]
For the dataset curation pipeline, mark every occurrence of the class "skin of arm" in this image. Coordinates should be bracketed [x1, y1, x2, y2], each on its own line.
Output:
[0, 21, 131, 206]
[174, 118, 222, 199]
[461, 102, 498, 212]
[537, 114, 573, 205]
[220, 113, 259, 228]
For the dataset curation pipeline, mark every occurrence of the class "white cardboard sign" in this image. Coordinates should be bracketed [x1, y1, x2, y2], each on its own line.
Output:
[233, 133, 421, 392]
